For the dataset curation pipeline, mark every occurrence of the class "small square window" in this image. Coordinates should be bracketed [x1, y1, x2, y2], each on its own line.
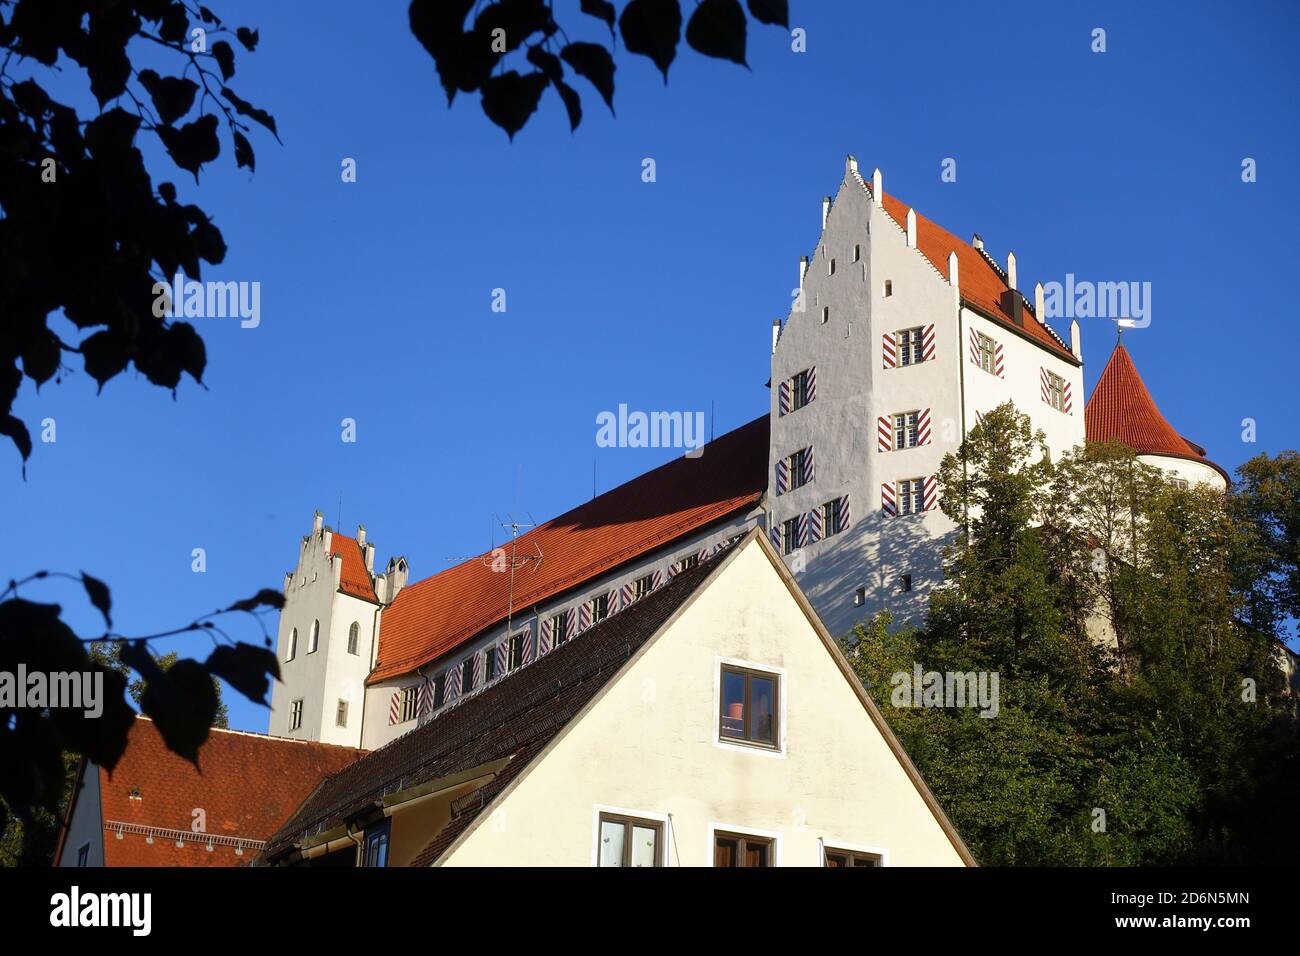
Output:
[825, 848, 881, 867]
[597, 814, 663, 867]
[719, 665, 779, 748]
[893, 410, 920, 449]
[977, 332, 996, 375]
[821, 498, 845, 537]
[899, 574, 913, 593]
[673, 554, 699, 575]
[289, 698, 303, 732]
[854, 586, 866, 606]
[780, 517, 801, 555]
[897, 327, 925, 365]
[714, 831, 774, 867]
[790, 368, 813, 411]
[336, 699, 348, 727]
[399, 685, 419, 722]
[588, 593, 610, 624]
[853, 243, 861, 263]
[1045, 370, 1067, 412]
[883, 279, 893, 297]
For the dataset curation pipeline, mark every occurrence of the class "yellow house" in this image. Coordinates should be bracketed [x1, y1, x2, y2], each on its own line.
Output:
[258, 529, 973, 867]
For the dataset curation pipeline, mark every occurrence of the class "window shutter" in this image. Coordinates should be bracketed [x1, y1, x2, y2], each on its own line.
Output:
[797, 511, 810, 547]
[521, 623, 535, 664]
[472, 650, 485, 687]
[444, 667, 459, 704]
[608, 588, 618, 617]
[1040, 367, 1050, 405]
[806, 366, 817, 403]
[923, 475, 939, 511]
[495, 640, 509, 676]
[621, 581, 635, 607]
[882, 482, 897, 518]
[778, 379, 790, 416]
[877, 415, 893, 452]
[995, 341, 1005, 378]
[388, 690, 400, 725]
[807, 506, 823, 543]
[775, 457, 789, 495]
[539, 616, 553, 655]
[1063, 380, 1073, 415]
[968, 328, 980, 366]
[652, 569, 663, 589]
[917, 408, 932, 445]
[922, 324, 936, 361]
[882, 332, 897, 369]
[803, 445, 815, 484]
[839, 494, 851, 530]
[578, 599, 592, 632]
[769, 520, 781, 549]
[565, 606, 577, 637]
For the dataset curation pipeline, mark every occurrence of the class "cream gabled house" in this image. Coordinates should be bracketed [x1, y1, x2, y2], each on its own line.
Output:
[258, 531, 974, 867]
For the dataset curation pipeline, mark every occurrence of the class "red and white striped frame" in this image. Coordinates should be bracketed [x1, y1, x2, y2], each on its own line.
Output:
[620, 582, 635, 608]
[1040, 368, 1074, 414]
[968, 328, 980, 366]
[651, 569, 664, 589]
[921, 324, 936, 362]
[995, 341, 1005, 377]
[388, 690, 400, 725]
[806, 366, 817, 403]
[472, 650, 485, 687]
[923, 475, 939, 511]
[797, 512, 810, 548]
[840, 494, 851, 529]
[808, 505, 823, 543]
[916, 408, 932, 446]
[778, 379, 790, 416]
[520, 623, 535, 664]
[877, 415, 893, 452]
[445, 665, 459, 703]
[578, 599, 592, 632]
[775, 457, 789, 495]
[494, 640, 508, 676]
[538, 616, 553, 656]
[881, 481, 897, 517]
[881, 332, 897, 369]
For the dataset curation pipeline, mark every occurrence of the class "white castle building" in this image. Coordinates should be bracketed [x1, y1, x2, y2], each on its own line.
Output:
[268, 157, 1229, 751]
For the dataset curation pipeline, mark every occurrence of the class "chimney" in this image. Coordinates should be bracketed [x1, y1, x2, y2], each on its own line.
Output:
[1006, 251, 1017, 292]
[971, 233, 984, 251]
[1070, 319, 1083, 361]
[312, 510, 323, 535]
[771, 319, 781, 355]
[1000, 287, 1025, 327]
[821, 196, 831, 230]
[1034, 282, 1046, 324]
[364, 544, 375, 573]
[845, 154, 858, 177]
[871, 167, 883, 206]
[906, 208, 917, 248]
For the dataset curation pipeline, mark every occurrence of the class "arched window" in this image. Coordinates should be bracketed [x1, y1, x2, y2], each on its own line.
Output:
[347, 621, 360, 655]
[287, 628, 297, 662]
[308, 619, 320, 654]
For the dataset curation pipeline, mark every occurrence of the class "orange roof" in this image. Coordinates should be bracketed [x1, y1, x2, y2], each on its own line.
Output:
[369, 415, 770, 683]
[330, 533, 379, 603]
[875, 189, 1077, 362]
[1085, 342, 1228, 481]
[84, 716, 362, 866]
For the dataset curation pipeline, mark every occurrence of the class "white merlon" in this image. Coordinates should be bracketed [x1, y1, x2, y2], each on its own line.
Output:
[906, 208, 917, 248]
[948, 251, 959, 305]
[971, 233, 984, 251]
[872, 167, 883, 206]
[846, 154, 858, 176]
[1070, 320, 1082, 360]
[772, 319, 781, 355]
[1034, 281, 1045, 322]
[799, 256, 808, 288]
[822, 196, 831, 229]
[1006, 251, 1017, 292]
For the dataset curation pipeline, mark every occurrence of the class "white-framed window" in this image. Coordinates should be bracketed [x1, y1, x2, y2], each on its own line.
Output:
[286, 627, 297, 662]
[1045, 370, 1067, 412]
[289, 698, 303, 732]
[977, 332, 996, 374]
[347, 621, 360, 655]
[307, 619, 320, 654]
[897, 326, 924, 366]
[791, 368, 813, 411]
[336, 699, 348, 727]
[399, 685, 419, 722]
[781, 517, 801, 555]
[633, 573, 654, 601]
[893, 410, 920, 449]
[898, 479, 926, 515]
[588, 592, 610, 624]
[821, 498, 846, 537]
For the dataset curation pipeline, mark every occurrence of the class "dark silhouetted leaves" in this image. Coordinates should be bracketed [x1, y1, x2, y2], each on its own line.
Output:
[409, 0, 478, 102]
[224, 589, 285, 613]
[21, 330, 60, 386]
[138, 658, 217, 765]
[80, 572, 112, 629]
[84, 107, 142, 157]
[687, 0, 748, 66]
[80, 330, 132, 389]
[525, 45, 563, 83]
[156, 113, 221, 181]
[0, 417, 32, 466]
[554, 80, 583, 131]
[233, 129, 255, 171]
[137, 69, 198, 125]
[747, 0, 789, 28]
[205, 643, 280, 706]
[158, 3, 190, 44]
[236, 26, 259, 51]
[561, 42, 615, 113]
[621, 0, 682, 82]
[222, 86, 280, 141]
[580, 0, 617, 33]
[481, 70, 549, 139]
[212, 39, 236, 80]
[134, 322, 207, 389]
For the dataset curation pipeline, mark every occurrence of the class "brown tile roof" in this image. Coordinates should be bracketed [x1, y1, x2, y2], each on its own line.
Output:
[329, 533, 379, 603]
[88, 716, 363, 867]
[259, 545, 729, 866]
[871, 186, 1077, 363]
[1084, 342, 1228, 482]
[368, 416, 769, 683]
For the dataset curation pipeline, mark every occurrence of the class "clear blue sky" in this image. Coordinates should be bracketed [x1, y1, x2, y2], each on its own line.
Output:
[5, 1, 1297, 732]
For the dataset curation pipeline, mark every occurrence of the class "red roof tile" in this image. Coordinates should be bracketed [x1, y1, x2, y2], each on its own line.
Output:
[369, 415, 769, 683]
[1085, 342, 1228, 481]
[330, 534, 378, 603]
[875, 189, 1077, 362]
[91, 716, 363, 866]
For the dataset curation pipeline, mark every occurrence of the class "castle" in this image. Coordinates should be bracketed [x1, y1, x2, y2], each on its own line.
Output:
[268, 157, 1228, 751]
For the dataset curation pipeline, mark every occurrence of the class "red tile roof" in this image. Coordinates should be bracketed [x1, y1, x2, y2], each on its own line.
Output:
[330, 533, 379, 603]
[369, 415, 769, 683]
[88, 716, 363, 866]
[1085, 342, 1228, 481]
[874, 188, 1077, 363]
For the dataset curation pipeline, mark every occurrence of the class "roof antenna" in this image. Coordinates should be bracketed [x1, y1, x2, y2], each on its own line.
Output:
[336, 491, 342, 534]
[445, 514, 543, 634]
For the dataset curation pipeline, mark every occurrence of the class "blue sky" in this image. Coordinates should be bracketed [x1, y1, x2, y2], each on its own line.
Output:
[5, 1, 1298, 732]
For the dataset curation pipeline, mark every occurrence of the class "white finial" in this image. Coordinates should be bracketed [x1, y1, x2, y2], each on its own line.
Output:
[798, 256, 808, 288]
[871, 167, 883, 206]
[821, 196, 831, 230]
[1034, 281, 1045, 322]
[906, 208, 917, 248]
[1006, 251, 1017, 291]
[948, 251, 960, 308]
[1070, 319, 1082, 360]
[846, 154, 858, 176]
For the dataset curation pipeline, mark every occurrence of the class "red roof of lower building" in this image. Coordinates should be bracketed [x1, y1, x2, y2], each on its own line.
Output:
[1085, 342, 1228, 481]
[329, 533, 379, 603]
[368, 415, 770, 683]
[87, 716, 363, 866]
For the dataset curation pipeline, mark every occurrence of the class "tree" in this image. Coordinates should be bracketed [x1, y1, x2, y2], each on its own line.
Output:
[1231, 451, 1300, 638]
[409, 0, 791, 139]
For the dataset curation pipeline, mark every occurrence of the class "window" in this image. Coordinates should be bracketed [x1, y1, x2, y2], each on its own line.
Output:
[825, 848, 882, 867]
[791, 368, 812, 411]
[853, 243, 861, 263]
[821, 306, 830, 324]
[977, 332, 996, 374]
[821, 498, 845, 537]
[1171, 478, 1189, 490]
[461, 657, 476, 694]
[893, 410, 920, 449]
[508, 631, 524, 669]
[883, 279, 893, 297]
[588, 593, 609, 625]
[399, 685, 419, 722]
[307, 619, 320, 654]
[1045, 370, 1067, 412]
[286, 627, 297, 662]
[897, 326, 924, 365]
[673, 554, 699, 574]
[336, 699, 348, 728]
[898, 478, 926, 516]
[289, 698, 303, 732]
[597, 814, 663, 867]
[714, 831, 774, 867]
[486, 645, 499, 681]
[719, 664, 779, 748]
[362, 821, 390, 868]
[633, 574, 654, 601]
[781, 517, 801, 556]
[76, 843, 89, 867]
[784, 446, 811, 490]
[548, 611, 569, 646]
[433, 672, 446, 709]
[899, 574, 913, 593]
[347, 621, 360, 655]
[854, 586, 866, 606]
[828, 258, 836, 276]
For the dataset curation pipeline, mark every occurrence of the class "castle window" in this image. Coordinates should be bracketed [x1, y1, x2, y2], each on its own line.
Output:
[433, 672, 446, 709]
[781, 517, 801, 555]
[289, 699, 303, 732]
[893, 411, 921, 449]
[1171, 478, 1189, 491]
[1044, 370, 1067, 412]
[897, 327, 924, 365]
[883, 279, 893, 297]
[461, 658, 475, 694]
[828, 258, 836, 276]
[286, 628, 297, 662]
[509, 631, 524, 669]
[784, 446, 812, 490]
[977, 332, 996, 374]
[673, 554, 699, 575]
[336, 700, 348, 727]
[588, 593, 610, 624]
[854, 587, 866, 606]
[634, 573, 654, 601]
[549, 611, 569, 646]
[821, 306, 830, 324]
[791, 368, 813, 411]
[898, 479, 925, 516]
[900, 574, 913, 593]
[853, 244, 861, 263]
[821, 498, 846, 537]
[399, 686, 419, 722]
[486, 645, 499, 681]
[307, 619, 320, 654]
[347, 621, 360, 655]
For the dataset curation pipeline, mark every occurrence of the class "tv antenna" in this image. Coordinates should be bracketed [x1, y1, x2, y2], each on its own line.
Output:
[445, 513, 543, 633]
